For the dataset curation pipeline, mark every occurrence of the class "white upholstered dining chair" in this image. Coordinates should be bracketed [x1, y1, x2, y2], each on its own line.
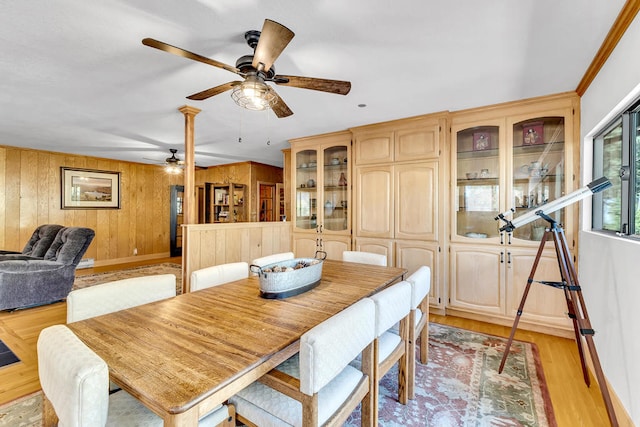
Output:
[405, 265, 431, 399]
[229, 298, 377, 426]
[190, 261, 249, 291]
[367, 280, 412, 414]
[251, 252, 294, 267]
[250, 252, 295, 276]
[38, 325, 233, 427]
[66, 274, 177, 323]
[342, 250, 387, 266]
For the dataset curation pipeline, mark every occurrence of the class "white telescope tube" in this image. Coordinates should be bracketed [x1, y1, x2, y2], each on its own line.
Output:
[499, 177, 611, 232]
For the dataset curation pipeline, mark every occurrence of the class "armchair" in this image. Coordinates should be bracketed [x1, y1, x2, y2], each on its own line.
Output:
[0, 226, 95, 310]
[0, 224, 64, 258]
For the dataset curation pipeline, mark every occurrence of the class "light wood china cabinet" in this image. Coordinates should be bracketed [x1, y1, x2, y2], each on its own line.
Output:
[351, 113, 448, 311]
[449, 92, 579, 336]
[289, 131, 352, 260]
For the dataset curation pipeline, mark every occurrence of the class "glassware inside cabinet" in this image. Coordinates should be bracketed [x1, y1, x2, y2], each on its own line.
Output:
[455, 125, 500, 239]
[295, 149, 318, 230]
[323, 145, 348, 231]
[511, 117, 565, 241]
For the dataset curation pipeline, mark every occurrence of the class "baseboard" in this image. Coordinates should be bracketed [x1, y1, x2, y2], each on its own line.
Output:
[92, 252, 172, 268]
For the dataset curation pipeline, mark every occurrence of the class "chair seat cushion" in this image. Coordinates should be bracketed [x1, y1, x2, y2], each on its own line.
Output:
[231, 354, 363, 426]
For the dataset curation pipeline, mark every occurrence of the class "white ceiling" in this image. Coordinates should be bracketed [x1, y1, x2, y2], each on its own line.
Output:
[0, 0, 626, 168]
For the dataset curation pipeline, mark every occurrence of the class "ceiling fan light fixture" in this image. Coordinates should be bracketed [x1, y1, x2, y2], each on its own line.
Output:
[231, 74, 277, 111]
[165, 164, 182, 174]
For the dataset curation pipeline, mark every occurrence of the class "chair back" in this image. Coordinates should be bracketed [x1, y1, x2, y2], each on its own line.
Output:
[190, 262, 249, 291]
[342, 250, 387, 266]
[38, 325, 109, 427]
[251, 252, 294, 267]
[44, 227, 95, 266]
[22, 224, 64, 257]
[368, 280, 412, 337]
[299, 298, 375, 395]
[67, 274, 176, 323]
[407, 266, 431, 309]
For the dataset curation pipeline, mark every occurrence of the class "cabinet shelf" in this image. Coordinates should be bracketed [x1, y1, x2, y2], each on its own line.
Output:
[457, 177, 499, 185]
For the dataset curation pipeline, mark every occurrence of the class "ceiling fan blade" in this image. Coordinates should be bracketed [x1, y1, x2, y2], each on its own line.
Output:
[271, 90, 293, 118]
[274, 75, 351, 95]
[252, 20, 294, 73]
[142, 38, 240, 75]
[187, 81, 241, 100]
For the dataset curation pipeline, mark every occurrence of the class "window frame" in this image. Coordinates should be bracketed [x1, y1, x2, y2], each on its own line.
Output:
[592, 98, 640, 237]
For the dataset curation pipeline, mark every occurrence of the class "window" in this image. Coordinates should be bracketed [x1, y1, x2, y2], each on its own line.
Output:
[592, 99, 640, 236]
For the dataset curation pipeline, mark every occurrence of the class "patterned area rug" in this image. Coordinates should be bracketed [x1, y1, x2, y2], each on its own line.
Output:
[0, 323, 555, 427]
[345, 323, 556, 427]
[73, 262, 182, 294]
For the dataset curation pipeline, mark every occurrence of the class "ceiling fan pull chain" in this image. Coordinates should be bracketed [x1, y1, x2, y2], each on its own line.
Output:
[266, 108, 271, 145]
[238, 107, 244, 143]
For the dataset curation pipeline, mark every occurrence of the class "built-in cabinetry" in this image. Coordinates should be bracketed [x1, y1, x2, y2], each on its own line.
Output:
[204, 183, 246, 223]
[289, 131, 351, 259]
[449, 93, 579, 335]
[351, 113, 447, 311]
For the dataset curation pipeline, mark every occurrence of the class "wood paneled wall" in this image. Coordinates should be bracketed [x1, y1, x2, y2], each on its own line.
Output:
[0, 145, 183, 265]
[183, 221, 291, 292]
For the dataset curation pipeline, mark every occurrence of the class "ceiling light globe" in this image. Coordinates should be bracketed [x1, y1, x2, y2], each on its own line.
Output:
[231, 76, 277, 111]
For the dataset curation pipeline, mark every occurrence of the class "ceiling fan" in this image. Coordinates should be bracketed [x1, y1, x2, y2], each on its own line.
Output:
[146, 149, 207, 172]
[142, 19, 351, 118]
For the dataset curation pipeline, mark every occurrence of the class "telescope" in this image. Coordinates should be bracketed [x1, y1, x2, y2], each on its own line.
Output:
[496, 176, 611, 233]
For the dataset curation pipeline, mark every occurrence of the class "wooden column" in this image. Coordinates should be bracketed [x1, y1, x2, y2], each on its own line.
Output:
[178, 105, 201, 294]
[178, 105, 201, 225]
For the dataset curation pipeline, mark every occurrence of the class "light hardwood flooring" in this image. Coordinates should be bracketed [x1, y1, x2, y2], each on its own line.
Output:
[0, 258, 622, 426]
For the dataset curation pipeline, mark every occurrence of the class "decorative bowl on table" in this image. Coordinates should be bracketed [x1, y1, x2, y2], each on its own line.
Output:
[250, 252, 327, 299]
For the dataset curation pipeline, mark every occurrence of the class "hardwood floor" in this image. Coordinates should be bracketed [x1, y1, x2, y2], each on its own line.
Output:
[0, 258, 622, 426]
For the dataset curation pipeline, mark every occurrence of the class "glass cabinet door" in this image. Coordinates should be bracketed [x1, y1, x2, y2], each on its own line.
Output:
[322, 145, 349, 232]
[295, 149, 318, 230]
[455, 125, 501, 239]
[510, 117, 565, 242]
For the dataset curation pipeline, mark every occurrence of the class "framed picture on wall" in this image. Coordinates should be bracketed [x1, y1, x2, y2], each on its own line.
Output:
[61, 167, 121, 209]
[473, 132, 491, 151]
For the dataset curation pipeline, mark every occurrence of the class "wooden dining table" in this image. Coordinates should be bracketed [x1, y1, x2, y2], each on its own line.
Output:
[67, 259, 406, 427]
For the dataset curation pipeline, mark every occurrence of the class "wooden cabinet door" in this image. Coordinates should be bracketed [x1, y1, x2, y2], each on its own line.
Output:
[353, 131, 394, 165]
[395, 239, 441, 308]
[449, 244, 505, 315]
[293, 234, 319, 258]
[394, 162, 438, 241]
[395, 123, 441, 162]
[506, 247, 572, 330]
[355, 165, 393, 238]
[353, 237, 394, 266]
[321, 236, 351, 261]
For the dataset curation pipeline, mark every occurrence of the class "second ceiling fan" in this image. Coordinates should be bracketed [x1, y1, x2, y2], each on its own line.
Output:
[142, 19, 351, 118]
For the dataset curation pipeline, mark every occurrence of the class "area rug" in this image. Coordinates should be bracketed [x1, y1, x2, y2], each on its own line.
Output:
[0, 323, 555, 427]
[73, 262, 182, 294]
[344, 323, 556, 427]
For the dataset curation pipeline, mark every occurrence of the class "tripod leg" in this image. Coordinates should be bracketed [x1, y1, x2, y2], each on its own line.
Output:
[564, 289, 591, 386]
[555, 230, 619, 426]
[499, 230, 548, 374]
[498, 278, 531, 373]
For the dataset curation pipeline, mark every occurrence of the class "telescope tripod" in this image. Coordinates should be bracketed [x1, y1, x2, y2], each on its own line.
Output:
[497, 218, 618, 426]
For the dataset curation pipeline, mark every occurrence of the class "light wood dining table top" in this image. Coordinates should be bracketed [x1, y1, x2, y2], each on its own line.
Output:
[67, 260, 406, 426]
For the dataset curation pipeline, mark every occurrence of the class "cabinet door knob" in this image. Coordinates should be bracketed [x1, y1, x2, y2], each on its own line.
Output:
[500, 252, 504, 263]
